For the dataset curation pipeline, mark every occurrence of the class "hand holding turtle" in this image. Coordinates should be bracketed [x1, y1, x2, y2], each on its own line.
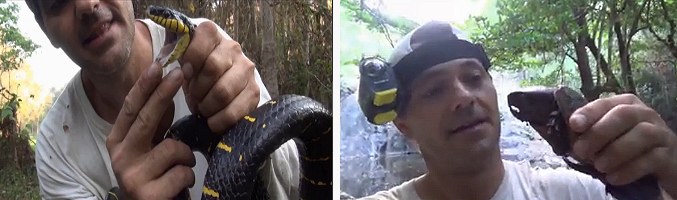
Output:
[569, 93, 677, 198]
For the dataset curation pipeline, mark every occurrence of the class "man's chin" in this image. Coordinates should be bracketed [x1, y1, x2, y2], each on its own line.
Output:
[76, 46, 131, 76]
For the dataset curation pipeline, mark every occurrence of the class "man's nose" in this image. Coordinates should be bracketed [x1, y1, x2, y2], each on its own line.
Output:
[446, 81, 475, 112]
[75, 0, 100, 19]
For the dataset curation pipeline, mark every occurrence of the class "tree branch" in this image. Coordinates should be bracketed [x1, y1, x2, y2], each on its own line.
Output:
[628, 0, 650, 43]
[560, 21, 577, 45]
[648, 25, 669, 46]
[658, 0, 676, 54]
[585, 35, 620, 87]
[566, 52, 579, 63]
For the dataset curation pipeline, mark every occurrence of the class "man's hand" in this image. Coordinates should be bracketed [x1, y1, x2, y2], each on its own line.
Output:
[106, 62, 196, 200]
[179, 21, 260, 133]
[568, 93, 677, 197]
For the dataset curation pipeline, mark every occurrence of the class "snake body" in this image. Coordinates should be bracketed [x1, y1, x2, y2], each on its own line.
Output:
[507, 86, 660, 200]
[168, 95, 333, 200]
[106, 5, 333, 200]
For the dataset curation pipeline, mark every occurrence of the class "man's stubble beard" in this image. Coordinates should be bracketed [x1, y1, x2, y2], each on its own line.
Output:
[83, 28, 135, 77]
[79, 8, 136, 77]
[422, 122, 502, 175]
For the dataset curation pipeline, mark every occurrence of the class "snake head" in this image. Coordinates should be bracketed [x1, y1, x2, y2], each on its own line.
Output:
[147, 5, 174, 18]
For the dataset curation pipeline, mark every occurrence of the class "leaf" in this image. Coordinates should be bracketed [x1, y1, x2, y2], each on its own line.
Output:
[1, 109, 12, 119]
[20, 129, 29, 138]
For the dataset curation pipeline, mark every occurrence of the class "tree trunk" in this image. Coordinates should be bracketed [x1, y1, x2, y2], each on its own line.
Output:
[611, 4, 636, 94]
[260, 0, 279, 97]
[572, 7, 599, 101]
[575, 37, 599, 101]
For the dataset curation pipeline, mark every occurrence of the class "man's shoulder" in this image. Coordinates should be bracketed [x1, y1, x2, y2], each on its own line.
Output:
[38, 74, 80, 139]
[37, 72, 94, 149]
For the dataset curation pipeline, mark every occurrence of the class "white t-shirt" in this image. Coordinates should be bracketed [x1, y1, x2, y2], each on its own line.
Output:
[34, 18, 300, 200]
[359, 160, 616, 200]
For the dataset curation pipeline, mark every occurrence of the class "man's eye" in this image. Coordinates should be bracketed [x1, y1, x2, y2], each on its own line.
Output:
[472, 73, 482, 82]
[422, 85, 444, 98]
[466, 72, 483, 86]
[49, 0, 67, 13]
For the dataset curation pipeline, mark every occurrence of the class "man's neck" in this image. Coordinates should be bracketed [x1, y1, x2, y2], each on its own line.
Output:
[415, 151, 505, 200]
[81, 21, 153, 124]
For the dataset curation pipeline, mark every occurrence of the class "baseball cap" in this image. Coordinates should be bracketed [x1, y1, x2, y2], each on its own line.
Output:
[388, 20, 491, 92]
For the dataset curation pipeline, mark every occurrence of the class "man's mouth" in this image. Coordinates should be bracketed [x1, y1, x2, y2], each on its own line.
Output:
[449, 118, 488, 134]
[82, 20, 112, 46]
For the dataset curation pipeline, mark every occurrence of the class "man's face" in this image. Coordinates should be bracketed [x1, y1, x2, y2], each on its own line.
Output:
[37, 0, 135, 75]
[394, 58, 501, 170]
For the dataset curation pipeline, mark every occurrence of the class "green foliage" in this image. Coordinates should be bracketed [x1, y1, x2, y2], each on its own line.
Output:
[468, 0, 579, 71]
[0, 165, 39, 200]
[520, 64, 581, 88]
[0, 1, 39, 72]
[469, 0, 677, 129]
[340, 0, 418, 36]
[340, 1, 406, 83]
[0, 87, 19, 120]
[0, 3, 41, 198]
[0, 1, 38, 123]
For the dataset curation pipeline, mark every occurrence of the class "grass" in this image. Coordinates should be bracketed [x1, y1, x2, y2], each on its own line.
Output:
[0, 165, 40, 200]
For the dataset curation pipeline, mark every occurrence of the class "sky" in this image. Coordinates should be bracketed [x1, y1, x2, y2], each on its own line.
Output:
[17, 1, 80, 91]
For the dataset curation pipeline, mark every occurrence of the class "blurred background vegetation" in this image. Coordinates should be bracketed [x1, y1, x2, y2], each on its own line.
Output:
[1, 0, 331, 199]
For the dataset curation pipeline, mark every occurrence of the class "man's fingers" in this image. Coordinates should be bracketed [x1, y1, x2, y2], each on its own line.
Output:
[143, 139, 196, 179]
[189, 41, 240, 105]
[197, 61, 251, 117]
[207, 82, 259, 133]
[605, 148, 662, 186]
[180, 21, 220, 76]
[144, 165, 196, 200]
[592, 122, 665, 173]
[108, 63, 164, 148]
[126, 69, 184, 148]
[181, 22, 224, 102]
[569, 93, 643, 133]
[573, 104, 650, 160]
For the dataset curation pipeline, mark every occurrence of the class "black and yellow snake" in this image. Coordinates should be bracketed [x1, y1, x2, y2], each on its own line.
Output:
[106, 5, 333, 200]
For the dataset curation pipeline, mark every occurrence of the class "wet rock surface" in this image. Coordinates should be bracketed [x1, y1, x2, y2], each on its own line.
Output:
[339, 74, 569, 198]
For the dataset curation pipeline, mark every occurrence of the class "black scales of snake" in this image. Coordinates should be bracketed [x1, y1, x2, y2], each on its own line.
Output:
[507, 86, 660, 200]
[106, 5, 333, 200]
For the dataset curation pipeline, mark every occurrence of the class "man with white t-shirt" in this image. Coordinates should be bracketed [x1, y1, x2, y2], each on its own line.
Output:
[26, 1, 299, 199]
[359, 21, 677, 200]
